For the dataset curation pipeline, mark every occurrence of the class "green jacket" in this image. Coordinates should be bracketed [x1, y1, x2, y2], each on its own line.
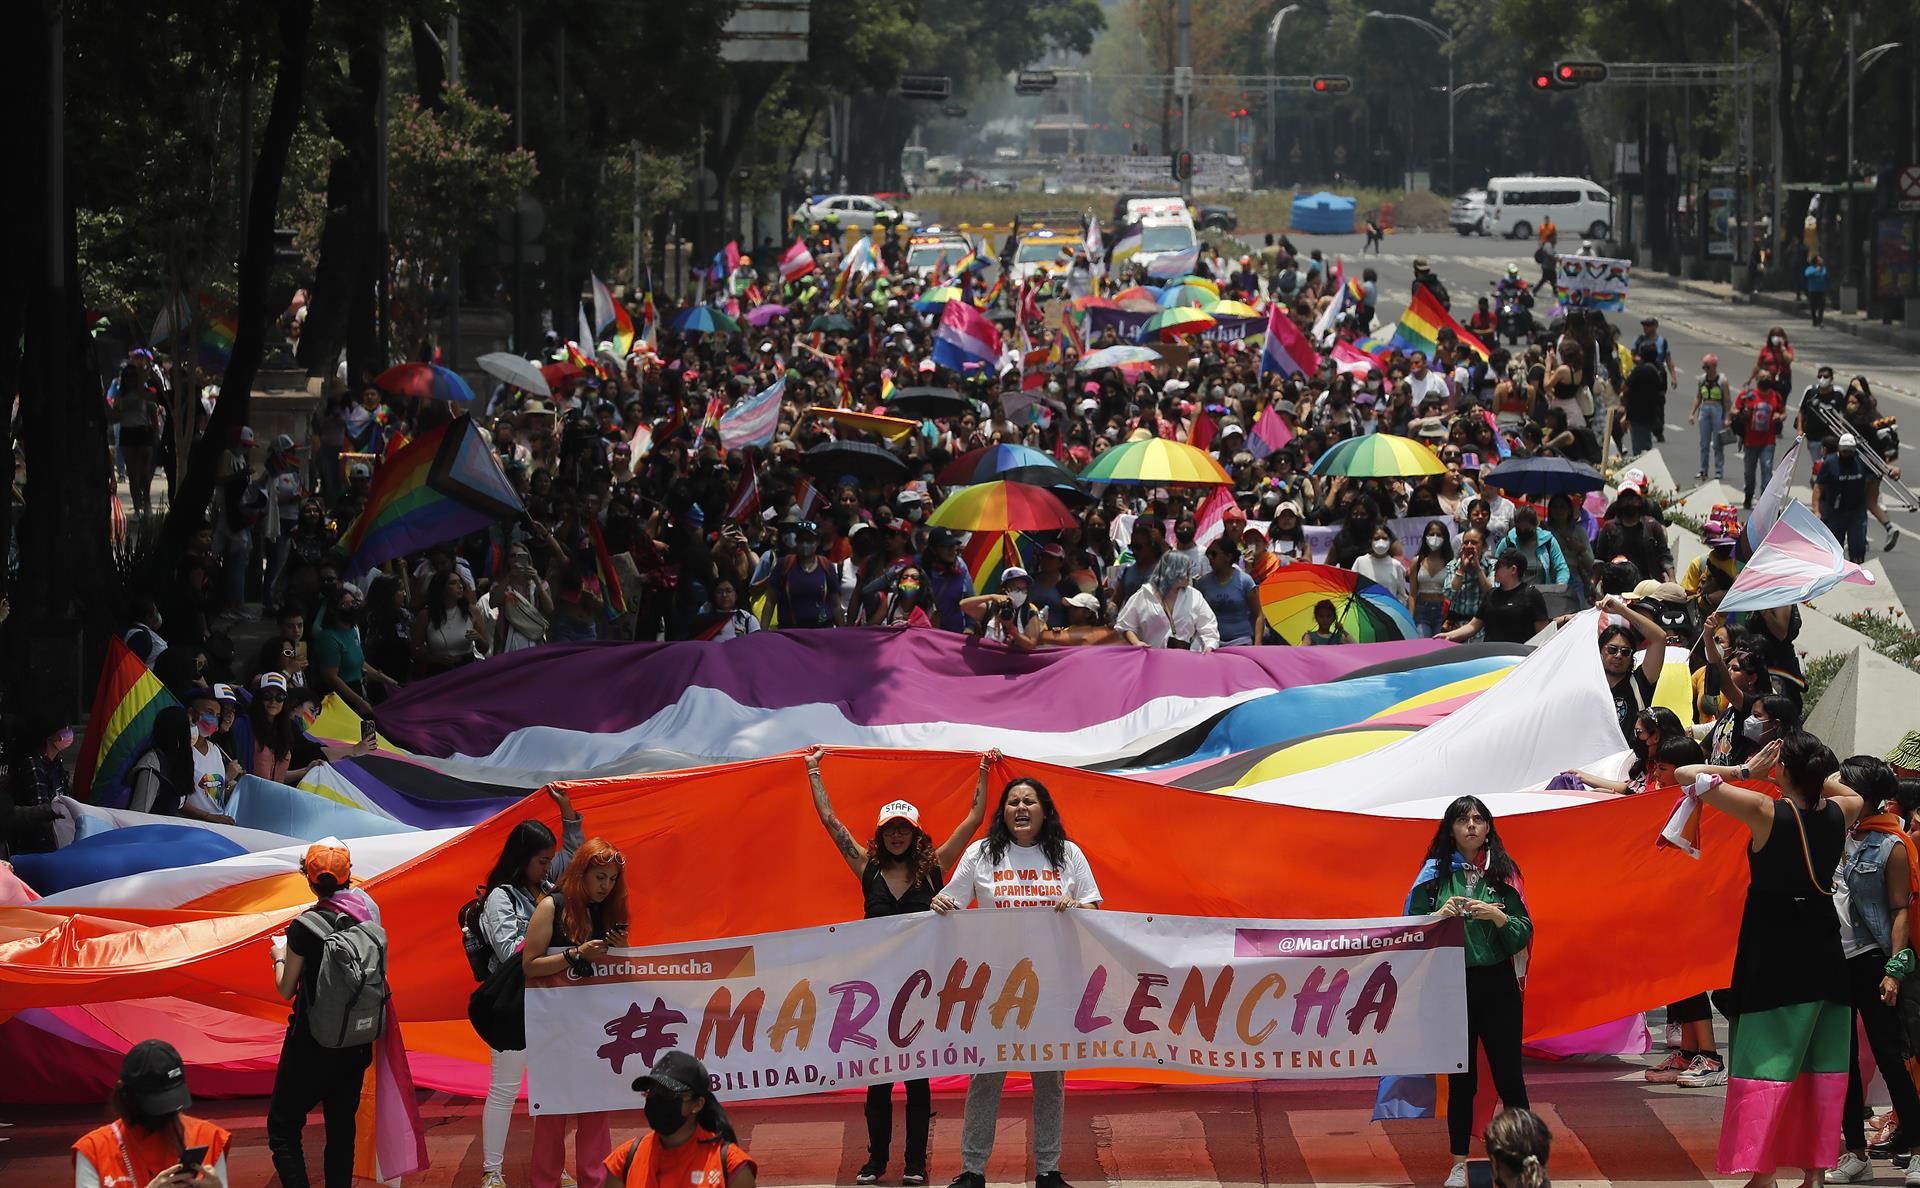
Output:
[1410, 866, 1533, 968]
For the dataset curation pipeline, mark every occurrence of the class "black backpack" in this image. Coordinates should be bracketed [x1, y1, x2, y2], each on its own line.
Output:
[458, 886, 492, 982]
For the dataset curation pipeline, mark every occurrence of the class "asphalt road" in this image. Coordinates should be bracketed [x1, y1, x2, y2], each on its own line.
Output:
[1248, 228, 1920, 606]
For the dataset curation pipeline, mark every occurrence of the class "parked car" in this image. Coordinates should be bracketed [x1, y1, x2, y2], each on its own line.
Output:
[1196, 204, 1238, 233]
[1450, 189, 1491, 236]
[792, 193, 924, 231]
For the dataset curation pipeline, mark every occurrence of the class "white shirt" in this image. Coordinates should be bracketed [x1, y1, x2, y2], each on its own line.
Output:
[184, 739, 228, 816]
[1350, 551, 1410, 600]
[939, 838, 1103, 909]
[1114, 584, 1221, 652]
[1405, 369, 1451, 406]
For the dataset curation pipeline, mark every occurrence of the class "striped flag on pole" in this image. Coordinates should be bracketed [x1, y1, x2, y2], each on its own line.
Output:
[716, 375, 786, 451]
[1717, 499, 1876, 614]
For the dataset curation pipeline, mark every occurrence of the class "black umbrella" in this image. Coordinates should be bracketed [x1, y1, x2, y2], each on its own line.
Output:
[800, 440, 909, 482]
[808, 314, 855, 333]
[887, 386, 972, 418]
[1478, 455, 1607, 496]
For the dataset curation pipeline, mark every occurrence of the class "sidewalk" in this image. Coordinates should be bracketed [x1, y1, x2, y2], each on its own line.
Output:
[1632, 267, 1920, 352]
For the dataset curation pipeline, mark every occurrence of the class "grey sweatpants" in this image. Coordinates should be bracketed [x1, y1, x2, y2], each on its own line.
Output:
[960, 1070, 1065, 1174]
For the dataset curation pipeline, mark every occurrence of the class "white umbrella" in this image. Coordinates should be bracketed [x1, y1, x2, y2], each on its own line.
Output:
[476, 351, 551, 397]
[1075, 344, 1161, 371]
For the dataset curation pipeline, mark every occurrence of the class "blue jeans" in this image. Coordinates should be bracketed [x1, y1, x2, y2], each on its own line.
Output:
[1413, 598, 1446, 638]
[1824, 508, 1869, 564]
[1697, 402, 1726, 477]
[1743, 440, 1776, 505]
[1630, 420, 1656, 455]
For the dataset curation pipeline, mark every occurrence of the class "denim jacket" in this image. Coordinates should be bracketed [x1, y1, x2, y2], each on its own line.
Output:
[479, 814, 585, 972]
[1841, 830, 1900, 957]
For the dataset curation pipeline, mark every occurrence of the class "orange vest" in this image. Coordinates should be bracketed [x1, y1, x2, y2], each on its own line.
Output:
[608, 1129, 742, 1188]
[73, 1117, 231, 1188]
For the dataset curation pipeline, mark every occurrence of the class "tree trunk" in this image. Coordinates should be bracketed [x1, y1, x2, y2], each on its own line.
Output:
[162, 0, 315, 557]
[296, 24, 383, 388]
[410, 16, 447, 110]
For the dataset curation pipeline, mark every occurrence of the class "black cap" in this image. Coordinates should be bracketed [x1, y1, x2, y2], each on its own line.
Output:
[631, 1049, 713, 1096]
[121, 1039, 192, 1115]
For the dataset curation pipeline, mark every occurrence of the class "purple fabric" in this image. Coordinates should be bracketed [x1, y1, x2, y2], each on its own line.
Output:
[373, 628, 1448, 759]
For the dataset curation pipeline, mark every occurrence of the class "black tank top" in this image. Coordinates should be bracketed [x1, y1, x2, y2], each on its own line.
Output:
[862, 859, 943, 919]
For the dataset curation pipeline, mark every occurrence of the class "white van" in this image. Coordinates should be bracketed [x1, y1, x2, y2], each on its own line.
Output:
[1486, 177, 1613, 241]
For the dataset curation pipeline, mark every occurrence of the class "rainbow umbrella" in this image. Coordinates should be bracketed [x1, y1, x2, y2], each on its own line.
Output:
[1138, 306, 1217, 342]
[1076, 436, 1230, 486]
[1173, 275, 1221, 295]
[928, 480, 1080, 533]
[938, 442, 1074, 488]
[1258, 563, 1417, 644]
[1110, 285, 1160, 310]
[374, 363, 477, 402]
[1309, 433, 1447, 478]
[1156, 283, 1219, 309]
[913, 286, 964, 312]
[1209, 299, 1261, 318]
[1070, 295, 1124, 313]
[675, 306, 740, 335]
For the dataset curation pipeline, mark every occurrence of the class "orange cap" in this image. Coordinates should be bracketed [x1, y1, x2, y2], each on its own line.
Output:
[301, 843, 352, 887]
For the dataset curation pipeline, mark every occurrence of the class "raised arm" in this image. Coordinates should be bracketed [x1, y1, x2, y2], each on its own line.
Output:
[1600, 594, 1666, 684]
[1678, 738, 1782, 835]
[806, 745, 866, 878]
[935, 750, 998, 872]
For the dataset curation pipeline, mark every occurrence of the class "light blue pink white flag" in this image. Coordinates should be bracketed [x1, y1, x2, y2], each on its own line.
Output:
[1717, 498, 1874, 614]
[1745, 436, 1802, 550]
[717, 375, 786, 451]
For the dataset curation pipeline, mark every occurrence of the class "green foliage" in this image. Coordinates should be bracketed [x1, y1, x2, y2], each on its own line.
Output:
[1837, 610, 1920, 668]
[1802, 651, 1849, 713]
[386, 84, 537, 272]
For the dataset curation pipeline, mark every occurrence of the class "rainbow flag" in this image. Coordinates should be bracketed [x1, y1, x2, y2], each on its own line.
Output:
[585, 516, 629, 618]
[73, 636, 181, 804]
[1369, 288, 1490, 361]
[879, 372, 896, 403]
[337, 416, 525, 573]
[962, 529, 1028, 594]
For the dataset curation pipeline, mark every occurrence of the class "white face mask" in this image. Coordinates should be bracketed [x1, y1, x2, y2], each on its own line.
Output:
[1742, 716, 1769, 742]
[1772, 336, 1784, 346]
[1007, 589, 1028, 608]
[1425, 534, 1446, 549]
[1371, 540, 1392, 557]
[1819, 376, 1833, 389]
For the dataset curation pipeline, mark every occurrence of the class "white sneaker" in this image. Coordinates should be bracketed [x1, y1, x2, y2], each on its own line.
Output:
[1677, 1052, 1728, 1087]
[480, 1173, 508, 1188]
[1829, 1151, 1872, 1182]
[1443, 1160, 1468, 1188]
[1905, 1158, 1920, 1186]
[1666, 1022, 1683, 1049]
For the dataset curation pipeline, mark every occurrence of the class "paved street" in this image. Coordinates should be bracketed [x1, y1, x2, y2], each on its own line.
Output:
[1250, 229, 1920, 605]
[0, 1050, 1796, 1187]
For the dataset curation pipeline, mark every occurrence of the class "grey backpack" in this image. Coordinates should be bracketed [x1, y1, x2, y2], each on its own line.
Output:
[294, 909, 390, 1048]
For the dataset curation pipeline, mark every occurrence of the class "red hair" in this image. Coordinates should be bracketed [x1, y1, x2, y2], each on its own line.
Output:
[554, 836, 628, 945]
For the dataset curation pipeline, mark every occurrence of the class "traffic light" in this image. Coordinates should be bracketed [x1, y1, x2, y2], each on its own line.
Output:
[1553, 60, 1609, 86]
[1172, 151, 1194, 181]
[1532, 69, 1575, 91]
[1311, 76, 1352, 94]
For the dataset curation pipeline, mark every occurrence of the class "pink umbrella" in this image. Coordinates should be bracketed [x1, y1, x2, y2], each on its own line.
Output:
[745, 304, 791, 327]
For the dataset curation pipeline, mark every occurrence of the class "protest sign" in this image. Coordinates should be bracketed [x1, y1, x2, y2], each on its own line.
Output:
[526, 907, 1467, 1114]
[1553, 255, 1631, 311]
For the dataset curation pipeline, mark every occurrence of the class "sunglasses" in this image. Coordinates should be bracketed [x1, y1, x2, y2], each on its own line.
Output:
[260, 691, 287, 702]
[1603, 645, 1633, 657]
[587, 851, 626, 868]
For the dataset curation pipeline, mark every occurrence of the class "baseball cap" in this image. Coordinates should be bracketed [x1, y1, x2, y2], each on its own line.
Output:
[1617, 468, 1649, 494]
[301, 843, 352, 889]
[212, 683, 241, 704]
[120, 1039, 192, 1116]
[896, 488, 926, 505]
[632, 1049, 714, 1097]
[348, 461, 373, 479]
[1839, 433, 1859, 450]
[1000, 566, 1031, 585]
[876, 800, 921, 829]
[272, 432, 299, 453]
[258, 671, 290, 693]
[1275, 500, 1303, 518]
[1064, 591, 1102, 613]
[1641, 316, 1658, 326]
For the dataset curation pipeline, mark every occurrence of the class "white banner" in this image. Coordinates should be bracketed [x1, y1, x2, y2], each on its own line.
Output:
[1554, 254, 1631, 312]
[526, 908, 1467, 1114]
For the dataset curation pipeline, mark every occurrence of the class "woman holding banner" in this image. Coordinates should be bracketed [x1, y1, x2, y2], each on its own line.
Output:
[1408, 796, 1534, 1188]
[523, 838, 629, 1188]
[806, 745, 997, 1186]
[931, 776, 1103, 1188]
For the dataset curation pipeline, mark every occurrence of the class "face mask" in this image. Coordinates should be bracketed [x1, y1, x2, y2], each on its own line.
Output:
[1629, 736, 1649, 760]
[1007, 589, 1028, 608]
[904, 506, 924, 522]
[643, 1094, 687, 1135]
[54, 728, 75, 751]
[1425, 534, 1445, 550]
[797, 541, 818, 557]
[1371, 540, 1391, 557]
[196, 714, 220, 738]
[1276, 540, 1296, 555]
[1819, 377, 1833, 389]
[898, 580, 921, 596]
[1367, 379, 1382, 392]
[1742, 717, 1769, 742]
[1772, 336, 1783, 346]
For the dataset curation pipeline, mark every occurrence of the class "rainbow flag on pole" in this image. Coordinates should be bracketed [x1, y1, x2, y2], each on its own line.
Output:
[585, 516, 629, 619]
[1363, 288, 1490, 361]
[73, 636, 181, 804]
[337, 416, 525, 574]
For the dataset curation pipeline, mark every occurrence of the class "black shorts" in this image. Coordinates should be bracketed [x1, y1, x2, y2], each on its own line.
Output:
[120, 425, 154, 448]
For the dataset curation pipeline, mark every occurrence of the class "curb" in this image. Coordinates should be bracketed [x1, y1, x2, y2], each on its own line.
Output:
[1633, 270, 1920, 350]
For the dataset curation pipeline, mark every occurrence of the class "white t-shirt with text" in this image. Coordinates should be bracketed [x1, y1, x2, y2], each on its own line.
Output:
[938, 838, 1103, 909]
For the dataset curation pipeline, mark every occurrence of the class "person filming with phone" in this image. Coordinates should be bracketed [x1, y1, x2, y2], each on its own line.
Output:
[72, 1039, 231, 1188]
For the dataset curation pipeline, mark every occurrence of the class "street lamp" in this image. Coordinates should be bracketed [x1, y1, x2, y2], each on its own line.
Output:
[1435, 81, 1490, 192]
[1364, 10, 1457, 193]
[1265, 4, 1301, 188]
